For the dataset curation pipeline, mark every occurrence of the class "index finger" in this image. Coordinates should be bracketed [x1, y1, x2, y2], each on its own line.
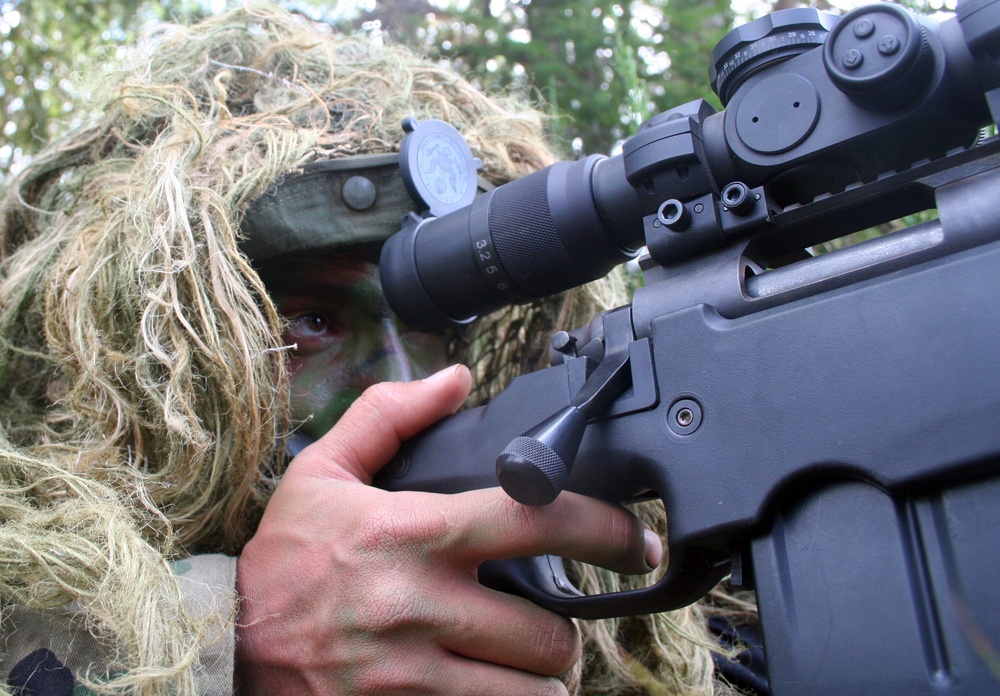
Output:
[440, 488, 659, 576]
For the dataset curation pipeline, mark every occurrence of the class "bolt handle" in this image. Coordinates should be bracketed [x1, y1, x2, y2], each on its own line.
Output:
[498, 306, 637, 506]
[497, 405, 588, 506]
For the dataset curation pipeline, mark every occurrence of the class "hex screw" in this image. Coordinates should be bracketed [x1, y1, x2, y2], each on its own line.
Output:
[667, 398, 703, 436]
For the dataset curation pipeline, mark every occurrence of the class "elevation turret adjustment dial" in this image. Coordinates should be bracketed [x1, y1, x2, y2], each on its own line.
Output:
[711, 7, 839, 106]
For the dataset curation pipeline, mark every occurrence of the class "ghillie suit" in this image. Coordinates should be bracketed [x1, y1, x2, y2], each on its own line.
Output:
[0, 4, 741, 694]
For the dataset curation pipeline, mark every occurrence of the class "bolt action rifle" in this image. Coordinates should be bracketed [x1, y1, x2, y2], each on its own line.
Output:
[375, 2, 1000, 693]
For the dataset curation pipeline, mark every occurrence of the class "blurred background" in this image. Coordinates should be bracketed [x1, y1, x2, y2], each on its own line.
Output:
[0, 0, 955, 180]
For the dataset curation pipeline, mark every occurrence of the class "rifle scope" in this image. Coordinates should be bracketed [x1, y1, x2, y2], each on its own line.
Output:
[380, 2, 994, 332]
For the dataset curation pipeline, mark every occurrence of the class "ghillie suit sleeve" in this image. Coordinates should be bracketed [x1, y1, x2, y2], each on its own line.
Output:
[0, 4, 746, 694]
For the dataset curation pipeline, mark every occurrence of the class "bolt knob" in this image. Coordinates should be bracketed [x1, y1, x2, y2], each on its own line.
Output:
[496, 405, 588, 506]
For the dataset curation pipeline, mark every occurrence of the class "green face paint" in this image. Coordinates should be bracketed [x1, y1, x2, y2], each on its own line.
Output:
[259, 251, 449, 440]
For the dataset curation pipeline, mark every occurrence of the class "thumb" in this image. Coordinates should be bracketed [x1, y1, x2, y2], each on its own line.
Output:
[291, 364, 472, 483]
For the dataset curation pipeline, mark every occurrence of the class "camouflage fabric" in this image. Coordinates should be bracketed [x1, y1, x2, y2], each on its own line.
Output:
[2, 555, 236, 695]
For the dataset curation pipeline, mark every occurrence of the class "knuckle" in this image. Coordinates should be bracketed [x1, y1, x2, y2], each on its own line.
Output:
[353, 651, 444, 694]
[353, 576, 448, 638]
[354, 498, 452, 555]
[352, 381, 404, 421]
[355, 506, 409, 554]
[359, 583, 421, 634]
[524, 615, 581, 675]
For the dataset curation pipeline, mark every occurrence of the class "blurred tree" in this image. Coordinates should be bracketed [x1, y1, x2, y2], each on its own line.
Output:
[349, 0, 955, 155]
[0, 0, 959, 177]
[354, 0, 734, 156]
[0, 0, 213, 177]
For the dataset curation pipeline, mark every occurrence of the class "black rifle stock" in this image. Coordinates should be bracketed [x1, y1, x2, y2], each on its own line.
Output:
[376, 2, 1000, 693]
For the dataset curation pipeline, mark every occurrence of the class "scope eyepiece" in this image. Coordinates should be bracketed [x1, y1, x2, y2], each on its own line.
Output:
[380, 155, 643, 332]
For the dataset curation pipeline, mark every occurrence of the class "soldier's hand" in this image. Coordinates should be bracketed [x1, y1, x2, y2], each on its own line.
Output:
[235, 365, 660, 695]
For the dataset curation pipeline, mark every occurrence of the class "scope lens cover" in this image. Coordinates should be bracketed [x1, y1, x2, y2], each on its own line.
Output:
[399, 117, 483, 218]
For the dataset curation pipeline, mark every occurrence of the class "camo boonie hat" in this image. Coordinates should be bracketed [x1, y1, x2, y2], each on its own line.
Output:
[241, 120, 492, 261]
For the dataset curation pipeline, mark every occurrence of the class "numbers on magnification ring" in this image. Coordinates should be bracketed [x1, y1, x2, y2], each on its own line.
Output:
[471, 229, 520, 301]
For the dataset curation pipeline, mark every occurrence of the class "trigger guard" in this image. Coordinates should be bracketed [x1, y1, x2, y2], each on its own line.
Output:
[478, 546, 728, 620]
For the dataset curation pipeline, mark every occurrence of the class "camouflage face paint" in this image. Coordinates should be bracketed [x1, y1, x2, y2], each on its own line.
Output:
[260, 251, 449, 440]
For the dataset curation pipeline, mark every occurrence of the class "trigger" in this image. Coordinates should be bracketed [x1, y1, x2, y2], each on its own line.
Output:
[478, 556, 585, 600]
[545, 555, 580, 595]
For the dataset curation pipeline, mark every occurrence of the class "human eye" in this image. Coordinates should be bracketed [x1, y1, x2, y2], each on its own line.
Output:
[287, 312, 332, 338]
[283, 312, 341, 353]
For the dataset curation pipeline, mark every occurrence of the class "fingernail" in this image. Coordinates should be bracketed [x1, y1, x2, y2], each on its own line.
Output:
[644, 529, 663, 570]
[423, 364, 458, 383]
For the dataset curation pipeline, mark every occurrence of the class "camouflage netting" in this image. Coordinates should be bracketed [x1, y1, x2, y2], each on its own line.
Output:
[0, 4, 742, 693]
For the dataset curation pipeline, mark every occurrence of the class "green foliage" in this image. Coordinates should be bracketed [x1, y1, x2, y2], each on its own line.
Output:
[0, 0, 208, 177]
[1, 0, 966, 180]
[352, 0, 734, 156]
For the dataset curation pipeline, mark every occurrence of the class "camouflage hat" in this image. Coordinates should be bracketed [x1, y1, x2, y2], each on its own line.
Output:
[240, 120, 492, 262]
[241, 153, 414, 261]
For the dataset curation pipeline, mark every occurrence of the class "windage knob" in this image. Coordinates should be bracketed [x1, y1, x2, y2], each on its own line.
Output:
[823, 3, 934, 110]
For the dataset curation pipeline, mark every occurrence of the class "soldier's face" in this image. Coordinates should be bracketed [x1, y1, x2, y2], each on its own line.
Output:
[260, 251, 450, 440]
